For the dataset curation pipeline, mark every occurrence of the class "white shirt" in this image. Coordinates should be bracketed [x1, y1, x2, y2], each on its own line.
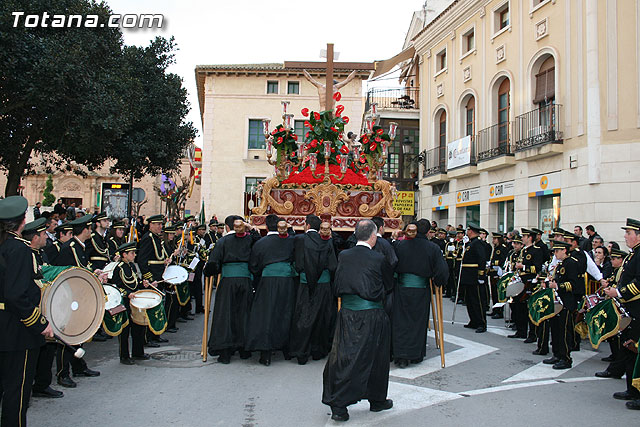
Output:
[584, 251, 603, 280]
[306, 229, 318, 233]
[46, 231, 56, 242]
[356, 241, 372, 249]
[267, 231, 278, 236]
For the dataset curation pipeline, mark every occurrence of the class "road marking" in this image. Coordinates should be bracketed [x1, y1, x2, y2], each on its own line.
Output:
[461, 376, 605, 396]
[390, 331, 497, 380]
[502, 349, 598, 383]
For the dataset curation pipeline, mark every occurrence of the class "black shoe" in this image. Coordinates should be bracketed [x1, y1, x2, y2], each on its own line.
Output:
[218, 354, 231, 364]
[57, 376, 77, 388]
[330, 408, 349, 422]
[311, 352, 324, 361]
[196, 307, 205, 313]
[297, 357, 308, 365]
[543, 356, 559, 365]
[508, 333, 526, 339]
[410, 358, 423, 364]
[32, 386, 64, 398]
[74, 368, 100, 377]
[92, 333, 107, 342]
[523, 337, 536, 344]
[145, 341, 160, 348]
[614, 391, 640, 400]
[595, 370, 622, 379]
[626, 400, 640, 410]
[553, 360, 572, 370]
[132, 354, 150, 361]
[259, 351, 271, 366]
[369, 399, 393, 412]
[463, 323, 476, 329]
[532, 349, 548, 355]
[166, 327, 178, 333]
[239, 351, 252, 360]
[395, 359, 409, 369]
[283, 351, 292, 360]
[177, 318, 187, 323]
[572, 344, 581, 352]
[491, 313, 504, 319]
[475, 327, 487, 333]
[602, 355, 615, 362]
[155, 336, 169, 343]
[120, 358, 136, 365]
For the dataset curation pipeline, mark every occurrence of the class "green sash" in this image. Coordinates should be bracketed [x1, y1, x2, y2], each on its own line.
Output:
[497, 272, 514, 303]
[176, 282, 191, 306]
[398, 273, 428, 288]
[146, 300, 167, 335]
[341, 294, 383, 311]
[585, 299, 621, 349]
[102, 311, 128, 337]
[221, 262, 252, 278]
[300, 270, 331, 284]
[261, 262, 296, 278]
[527, 288, 557, 326]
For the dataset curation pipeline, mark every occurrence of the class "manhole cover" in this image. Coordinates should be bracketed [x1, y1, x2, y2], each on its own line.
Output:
[151, 350, 202, 362]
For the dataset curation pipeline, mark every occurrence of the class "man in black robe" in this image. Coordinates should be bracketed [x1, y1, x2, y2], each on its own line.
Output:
[322, 219, 394, 422]
[245, 214, 296, 366]
[204, 215, 255, 364]
[289, 215, 337, 365]
[392, 221, 448, 368]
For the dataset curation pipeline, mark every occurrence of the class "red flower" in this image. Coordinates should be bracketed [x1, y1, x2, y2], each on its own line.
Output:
[305, 132, 310, 138]
[304, 121, 312, 128]
[271, 129, 277, 135]
[331, 147, 335, 153]
[330, 127, 338, 133]
[375, 136, 382, 142]
[336, 105, 345, 116]
[343, 116, 350, 124]
[313, 112, 321, 121]
[292, 134, 298, 141]
[369, 142, 377, 151]
[340, 145, 349, 154]
[359, 156, 366, 163]
[337, 156, 342, 163]
[310, 139, 318, 148]
[362, 136, 369, 143]
[291, 152, 297, 158]
[333, 92, 342, 101]
[376, 128, 383, 135]
[301, 108, 309, 117]
[276, 137, 283, 144]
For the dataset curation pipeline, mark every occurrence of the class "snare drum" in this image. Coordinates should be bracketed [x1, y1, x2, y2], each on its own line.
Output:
[506, 276, 525, 297]
[583, 293, 605, 312]
[163, 265, 189, 285]
[103, 284, 125, 315]
[129, 289, 163, 326]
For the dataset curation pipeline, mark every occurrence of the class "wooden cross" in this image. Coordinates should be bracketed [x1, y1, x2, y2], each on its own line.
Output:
[323, 43, 335, 112]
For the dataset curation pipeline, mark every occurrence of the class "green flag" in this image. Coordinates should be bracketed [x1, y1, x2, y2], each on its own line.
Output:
[102, 311, 129, 336]
[198, 199, 206, 225]
[176, 282, 191, 306]
[497, 272, 514, 303]
[41, 265, 74, 283]
[584, 299, 621, 349]
[145, 300, 167, 335]
[528, 288, 557, 326]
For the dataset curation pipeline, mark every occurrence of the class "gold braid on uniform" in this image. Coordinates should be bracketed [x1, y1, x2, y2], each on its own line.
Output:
[119, 262, 139, 293]
[91, 232, 109, 256]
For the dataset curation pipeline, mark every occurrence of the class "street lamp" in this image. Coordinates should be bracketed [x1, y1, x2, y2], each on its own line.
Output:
[401, 136, 413, 155]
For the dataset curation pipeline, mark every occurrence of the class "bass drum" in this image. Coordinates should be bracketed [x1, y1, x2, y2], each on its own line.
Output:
[41, 267, 105, 346]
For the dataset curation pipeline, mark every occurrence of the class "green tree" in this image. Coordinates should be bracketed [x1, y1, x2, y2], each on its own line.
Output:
[0, 0, 130, 196]
[42, 174, 55, 206]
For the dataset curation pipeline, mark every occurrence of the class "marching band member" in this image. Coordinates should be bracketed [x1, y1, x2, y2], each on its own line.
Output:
[86, 212, 111, 270]
[43, 222, 73, 265]
[460, 224, 488, 333]
[107, 220, 127, 260]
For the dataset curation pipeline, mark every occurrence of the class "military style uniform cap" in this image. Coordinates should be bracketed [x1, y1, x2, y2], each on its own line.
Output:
[610, 248, 628, 258]
[117, 242, 138, 253]
[209, 219, 217, 226]
[0, 196, 28, 221]
[479, 228, 488, 234]
[196, 224, 206, 231]
[23, 217, 47, 235]
[216, 223, 225, 228]
[437, 228, 446, 233]
[68, 214, 94, 226]
[147, 214, 164, 224]
[492, 232, 505, 238]
[521, 228, 536, 237]
[621, 218, 640, 231]
[111, 220, 125, 229]
[184, 215, 195, 221]
[92, 212, 109, 222]
[563, 231, 579, 240]
[467, 223, 482, 233]
[552, 240, 572, 250]
[531, 228, 544, 235]
[164, 225, 176, 233]
[55, 222, 74, 233]
[456, 227, 465, 234]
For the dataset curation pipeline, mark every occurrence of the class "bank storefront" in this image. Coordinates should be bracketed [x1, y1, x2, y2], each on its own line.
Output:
[529, 171, 561, 240]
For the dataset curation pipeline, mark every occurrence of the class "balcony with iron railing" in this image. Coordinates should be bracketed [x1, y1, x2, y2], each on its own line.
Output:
[365, 87, 420, 112]
[421, 146, 449, 184]
[476, 121, 516, 171]
[514, 104, 563, 160]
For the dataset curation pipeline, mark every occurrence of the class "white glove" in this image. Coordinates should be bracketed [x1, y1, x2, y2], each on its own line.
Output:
[463, 235, 470, 244]
[478, 280, 485, 284]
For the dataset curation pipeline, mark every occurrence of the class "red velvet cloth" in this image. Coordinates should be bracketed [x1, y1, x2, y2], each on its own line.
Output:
[282, 164, 370, 186]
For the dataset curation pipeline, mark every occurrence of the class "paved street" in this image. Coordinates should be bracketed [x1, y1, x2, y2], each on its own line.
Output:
[29, 297, 638, 426]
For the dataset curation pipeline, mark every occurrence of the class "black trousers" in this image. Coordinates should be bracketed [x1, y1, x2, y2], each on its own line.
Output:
[190, 266, 204, 311]
[536, 320, 550, 353]
[605, 335, 625, 376]
[165, 292, 180, 329]
[33, 342, 56, 392]
[0, 348, 39, 427]
[464, 282, 486, 328]
[618, 320, 640, 395]
[119, 321, 146, 359]
[55, 343, 87, 378]
[446, 259, 456, 296]
[550, 308, 574, 362]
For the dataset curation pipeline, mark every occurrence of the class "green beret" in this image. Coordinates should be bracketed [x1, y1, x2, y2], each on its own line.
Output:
[117, 242, 137, 253]
[23, 217, 47, 235]
[0, 196, 28, 221]
[147, 214, 164, 224]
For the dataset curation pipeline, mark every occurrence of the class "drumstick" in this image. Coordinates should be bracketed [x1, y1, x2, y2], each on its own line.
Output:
[147, 282, 166, 297]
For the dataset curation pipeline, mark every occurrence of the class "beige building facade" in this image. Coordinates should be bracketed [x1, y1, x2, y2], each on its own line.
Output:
[398, 0, 640, 243]
[195, 63, 370, 220]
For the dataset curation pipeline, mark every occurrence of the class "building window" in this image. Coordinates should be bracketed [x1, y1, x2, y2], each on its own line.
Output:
[245, 177, 265, 193]
[497, 200, 514, 233]
[465, 97, 475, 136]
[463, 28, 475, 54]
[465, 205, 480, 227]
[436, 49, 447, 73]
[248, 119, 266, 149]
[267, 81, 278, 94]
[498, 79, 510, 146]
[533, 56, 555, 104]
[538, 195, 561, 241]
[287, 81, 299, 95]
[294, 120, 305, 141]
[438, 110, 447, 148]
[495, 3, 510, 33]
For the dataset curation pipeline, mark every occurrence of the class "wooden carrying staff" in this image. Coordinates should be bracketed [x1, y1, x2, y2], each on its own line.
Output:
[430, 280, 445, 368]
[201, 275, 220, 362]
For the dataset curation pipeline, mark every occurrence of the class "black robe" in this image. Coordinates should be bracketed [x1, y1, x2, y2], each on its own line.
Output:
[322, 245, 393, 409]
[245, 234, 296, 352]
[204, 232, 254, 354]
[392, 236, 449, 360]
[289, 232, 338, 359]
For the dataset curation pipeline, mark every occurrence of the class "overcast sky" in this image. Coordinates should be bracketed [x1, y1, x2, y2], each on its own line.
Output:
[105, 0, 424, 147]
